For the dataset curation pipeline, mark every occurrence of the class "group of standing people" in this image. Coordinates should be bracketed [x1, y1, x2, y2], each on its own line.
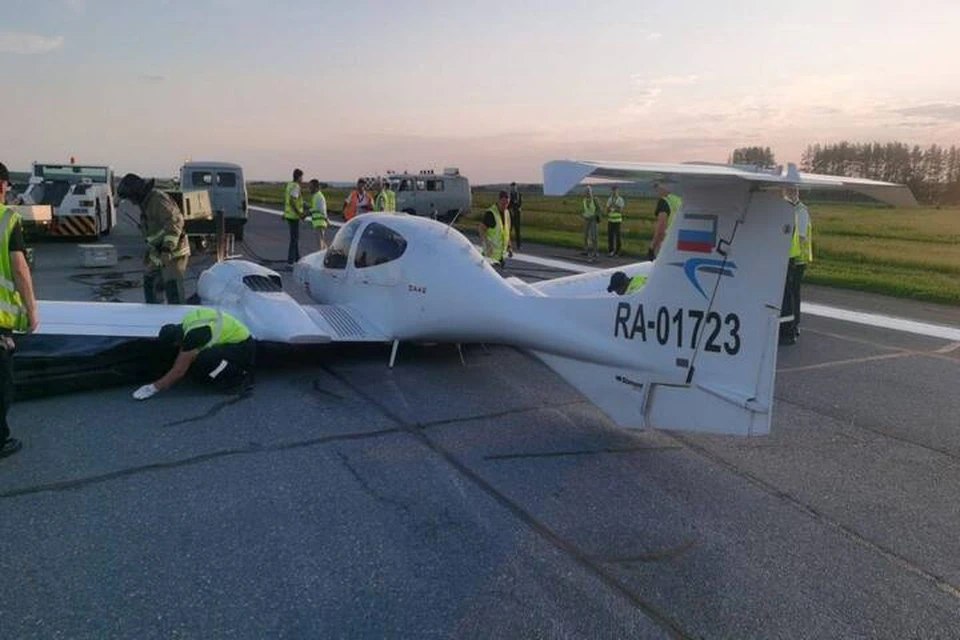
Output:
[283, 169, 331, 264]
[580, 185, 627, 261]
[581, 182, 681, 262]
[284, 171, 403, 266]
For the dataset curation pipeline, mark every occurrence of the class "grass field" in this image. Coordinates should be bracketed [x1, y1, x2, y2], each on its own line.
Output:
[248, 184, 960, 306]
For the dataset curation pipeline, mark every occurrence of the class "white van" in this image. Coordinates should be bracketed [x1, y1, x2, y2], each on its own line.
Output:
[180, 161, 248, 239]
[388, 168, 471, 222]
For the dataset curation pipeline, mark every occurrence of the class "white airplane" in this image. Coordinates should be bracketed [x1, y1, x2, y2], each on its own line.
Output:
[34, 161, 916, 437]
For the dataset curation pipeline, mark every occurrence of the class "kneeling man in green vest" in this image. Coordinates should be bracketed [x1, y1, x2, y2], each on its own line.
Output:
[606, 271, 647, 295]
[133, 308, 255, 400]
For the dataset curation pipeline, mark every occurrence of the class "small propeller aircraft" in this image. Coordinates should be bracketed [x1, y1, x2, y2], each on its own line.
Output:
[33, 161, 916, 436]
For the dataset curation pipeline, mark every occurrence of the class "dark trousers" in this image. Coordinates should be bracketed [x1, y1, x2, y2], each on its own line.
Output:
[189, 338, 256, 392]
[287, 218, 301, 264]
[144, 257, 188, 304]
[792, 263, 806, 331]
[608, 221, 622, 255]
[509, 206, 522, 248]
[780, 259, 805, 339]
[0, 338, 13, 443]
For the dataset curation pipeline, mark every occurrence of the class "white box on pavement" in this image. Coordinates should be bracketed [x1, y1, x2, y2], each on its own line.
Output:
[77, 244, 117, 268]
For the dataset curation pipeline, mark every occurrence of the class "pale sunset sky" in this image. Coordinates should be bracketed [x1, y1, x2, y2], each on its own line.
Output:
[3, 0, 959, 182]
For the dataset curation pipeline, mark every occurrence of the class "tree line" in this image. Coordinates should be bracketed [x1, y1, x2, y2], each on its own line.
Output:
[730, 143, 960, 205]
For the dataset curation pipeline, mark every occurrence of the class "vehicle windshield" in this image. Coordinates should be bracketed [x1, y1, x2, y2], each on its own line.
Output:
[34, 165, 109, 184]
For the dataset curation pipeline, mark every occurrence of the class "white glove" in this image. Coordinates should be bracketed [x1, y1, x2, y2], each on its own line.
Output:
[133, 384, 158, 400]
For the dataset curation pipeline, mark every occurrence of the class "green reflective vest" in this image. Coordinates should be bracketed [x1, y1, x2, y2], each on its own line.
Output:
[310, 192, 328, 228]
[375, 189, 396, 212]
[182, 308, 251, 350]
[664, 193, 683, 233]
[581, 197, 599, 220]
[483, 204, 509, 262]
[0, 206, 26, 331]
[283, 182, 303, 221]
[790, 203, 813, 263]
[607, 195, 625, 223]
[626, 275, 647, 294]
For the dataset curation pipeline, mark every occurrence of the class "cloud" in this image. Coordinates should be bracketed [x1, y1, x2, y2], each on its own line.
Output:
[645, 32, 662, 41]
[139, 75, 167, 82]
[893, 103, 960, 122]
[0, 31, 64, 54]
[621, 87, 662, 114]
[651, 74, 700, 86]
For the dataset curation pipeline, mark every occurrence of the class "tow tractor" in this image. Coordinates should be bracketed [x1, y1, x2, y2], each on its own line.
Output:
[16, 162, 116, 238]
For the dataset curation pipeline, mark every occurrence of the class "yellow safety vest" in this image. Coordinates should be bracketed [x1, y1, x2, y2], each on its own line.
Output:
[375, 190, 390, 212]
[664, 193, 683, 233]
[283, 182, 303, 221]
[626, 275, 647, 294]
[790, 204, 813, 263]
[483, 204, 509, 262]
[581, 197, 598, 220]
[607, 195, 625, 223]
[182, 308, 251, 350]
[386, 189, 396, 211]
[0, 206, 26, 331]
[310, 192, 328, 228]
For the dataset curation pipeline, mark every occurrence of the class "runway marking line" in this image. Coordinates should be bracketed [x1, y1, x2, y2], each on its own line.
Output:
[777, 351, 913, 374]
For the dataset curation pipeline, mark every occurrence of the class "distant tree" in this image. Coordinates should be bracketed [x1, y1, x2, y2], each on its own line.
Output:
[729, 146, 777, 169]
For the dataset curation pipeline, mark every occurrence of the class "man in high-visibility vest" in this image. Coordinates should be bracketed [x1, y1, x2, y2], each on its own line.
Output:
[0, 162, 39, 460]
[580, 186, 601, 262]
[117, 173, 191, 304]
[780, 186, 813, 345]
[649, 181, 682, 259]
[133, 308, 255, 400]
[478, 190, 512, 269]
[375, 178, 395, 213]
[343, 179, 374, 221]
[605, 186, 625, 257]
[306, 179, 328, 250]
[606, 270, 647, 295]
[284, 169, 305, 265]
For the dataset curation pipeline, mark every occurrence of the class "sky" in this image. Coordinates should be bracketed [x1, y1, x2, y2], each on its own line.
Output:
[3, 0, 960, 182]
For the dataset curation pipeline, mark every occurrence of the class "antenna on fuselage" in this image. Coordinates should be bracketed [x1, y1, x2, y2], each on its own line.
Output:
[445, 206, 466, 234]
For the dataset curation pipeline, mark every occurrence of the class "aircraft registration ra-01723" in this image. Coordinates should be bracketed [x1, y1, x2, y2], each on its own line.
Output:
[32, 161, 917, 437]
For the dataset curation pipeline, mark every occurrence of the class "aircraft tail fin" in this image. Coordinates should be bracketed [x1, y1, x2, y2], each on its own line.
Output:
[527, 184, 790, 436]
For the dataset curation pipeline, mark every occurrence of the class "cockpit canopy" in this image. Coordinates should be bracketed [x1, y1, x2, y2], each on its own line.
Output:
[323, 220, 408, 270]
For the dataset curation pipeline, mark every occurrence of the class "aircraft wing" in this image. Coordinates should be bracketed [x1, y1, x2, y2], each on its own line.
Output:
[35, 300, 388, 344]
[543, 160, 919, 207]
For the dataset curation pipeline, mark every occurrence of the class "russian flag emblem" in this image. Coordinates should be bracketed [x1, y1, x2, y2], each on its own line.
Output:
[677, 213, 717, 253]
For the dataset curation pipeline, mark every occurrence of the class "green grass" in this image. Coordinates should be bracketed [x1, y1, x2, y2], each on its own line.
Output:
[249, 184, 960, 306]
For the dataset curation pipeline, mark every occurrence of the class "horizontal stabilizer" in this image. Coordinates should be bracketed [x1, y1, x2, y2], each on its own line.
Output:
[543, 160, 918, 207]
